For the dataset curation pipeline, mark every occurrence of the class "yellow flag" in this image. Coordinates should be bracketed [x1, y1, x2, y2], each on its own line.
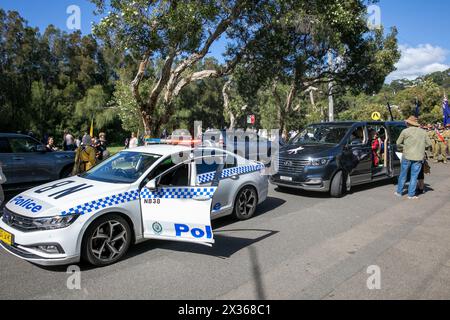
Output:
[90, 118, 94, 137]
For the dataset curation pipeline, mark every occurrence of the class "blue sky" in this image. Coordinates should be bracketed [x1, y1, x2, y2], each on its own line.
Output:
[1, 0, 449, 82]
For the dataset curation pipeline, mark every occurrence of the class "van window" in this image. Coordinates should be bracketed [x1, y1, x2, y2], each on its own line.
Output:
[389, 124, 407, 143]
[348, 126, 367, 145]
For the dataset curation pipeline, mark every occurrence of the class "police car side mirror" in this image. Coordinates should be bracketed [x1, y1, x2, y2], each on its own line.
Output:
[146, 179, 157, 191]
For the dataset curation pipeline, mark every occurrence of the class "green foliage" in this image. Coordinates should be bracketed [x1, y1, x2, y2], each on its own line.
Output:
[0, 9, 122, 143]
[2, 4, 447, 143]
[112, 79, 147, 133]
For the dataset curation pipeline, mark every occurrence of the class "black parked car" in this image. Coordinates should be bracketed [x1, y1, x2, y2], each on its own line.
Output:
[270, 121, 407, 197]
[0, 133, 75, 192]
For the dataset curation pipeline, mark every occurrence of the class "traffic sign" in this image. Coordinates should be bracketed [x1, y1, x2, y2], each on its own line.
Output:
[371, 112, 381, 121]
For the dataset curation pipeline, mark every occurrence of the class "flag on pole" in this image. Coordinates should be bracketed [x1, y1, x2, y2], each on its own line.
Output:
[414, 99, 420, 118]
[443, 96, 450, 127]
[90, 118, 94, 137]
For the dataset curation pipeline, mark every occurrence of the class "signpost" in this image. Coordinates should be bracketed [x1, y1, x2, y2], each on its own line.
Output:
[371, 112, 381, 121]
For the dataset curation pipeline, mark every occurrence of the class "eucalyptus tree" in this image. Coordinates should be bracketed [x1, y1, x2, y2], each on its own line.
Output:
[234, 0, 400, 135]
[91, 0, 270, 135]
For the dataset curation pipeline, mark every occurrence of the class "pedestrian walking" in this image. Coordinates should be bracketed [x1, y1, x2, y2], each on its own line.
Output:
[129, 132, 138, 149]
[63, 129, 76, 151]
[395, 116, 432, 199]
[72, 134, 97, 175]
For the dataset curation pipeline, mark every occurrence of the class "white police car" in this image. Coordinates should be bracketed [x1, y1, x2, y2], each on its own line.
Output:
[0, 145, 268, 266]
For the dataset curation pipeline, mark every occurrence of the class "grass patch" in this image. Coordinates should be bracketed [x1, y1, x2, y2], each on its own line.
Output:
[108, 146, 125, 156]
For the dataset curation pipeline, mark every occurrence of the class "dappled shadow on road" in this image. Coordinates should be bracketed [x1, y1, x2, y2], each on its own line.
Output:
[20, 196, 285, 272]
[37, 229, 278, 272]
[126, 229, 279, 261]
[347, 178, 396, 195]
[273, 177, 413, 198]
[254, 196, 286, 216]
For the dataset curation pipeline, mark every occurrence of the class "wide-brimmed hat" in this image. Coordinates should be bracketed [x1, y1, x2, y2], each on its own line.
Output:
[405, 116, 420, 127]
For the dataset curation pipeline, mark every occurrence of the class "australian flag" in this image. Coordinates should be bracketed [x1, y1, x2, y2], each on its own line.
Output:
[444, 97, 450, 127]
[414, 99, 420, 118]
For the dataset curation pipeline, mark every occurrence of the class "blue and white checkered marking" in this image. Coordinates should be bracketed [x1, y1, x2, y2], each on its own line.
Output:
[140, 187, 216, 199]
[197, 164, 264, 185]
[60, 190, 140, 216]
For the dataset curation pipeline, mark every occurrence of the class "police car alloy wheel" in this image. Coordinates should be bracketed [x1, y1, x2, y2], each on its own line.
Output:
[82, 214, 131, 267]
[234, 187, 258, 220]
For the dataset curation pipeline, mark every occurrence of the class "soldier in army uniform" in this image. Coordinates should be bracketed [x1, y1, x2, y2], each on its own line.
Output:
[444, 124, 450, 161]
[426, 124, 435, 159]
[433, 124, 448, 163]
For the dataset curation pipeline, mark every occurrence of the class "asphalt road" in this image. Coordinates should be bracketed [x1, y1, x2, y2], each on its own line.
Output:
[1, 164, 450, 300]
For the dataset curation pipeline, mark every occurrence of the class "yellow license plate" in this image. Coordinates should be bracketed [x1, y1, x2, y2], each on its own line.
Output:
[0, 228, 13, 246]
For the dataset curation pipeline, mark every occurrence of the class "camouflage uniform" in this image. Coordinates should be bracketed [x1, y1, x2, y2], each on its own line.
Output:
[427, 127, 435, 158]
[444, 126, 450, 162]
[433, 127, 448, 163]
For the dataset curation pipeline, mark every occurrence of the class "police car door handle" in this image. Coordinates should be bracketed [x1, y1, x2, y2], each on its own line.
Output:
[193, 195, 211, 201]
[13, 157, 24, 161]
[230, 175, 240, 180]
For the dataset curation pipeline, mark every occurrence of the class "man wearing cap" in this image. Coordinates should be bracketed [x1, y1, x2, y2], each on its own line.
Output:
[432, 124, 447, 163]
[395, 116, 432, 199]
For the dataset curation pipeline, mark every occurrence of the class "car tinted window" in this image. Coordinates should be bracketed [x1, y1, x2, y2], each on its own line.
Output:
[0, 138, 11, 153]
[196, 162, 220, 175]
[9, 137, 41, 153]
[159, 163, 190, 187]
[148, 157, 178, 181]
[224, 154, 237, 168]
[291, 125, 351, 145]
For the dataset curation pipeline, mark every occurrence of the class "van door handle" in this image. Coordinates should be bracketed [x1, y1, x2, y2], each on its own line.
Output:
[13, 157, 24, 161]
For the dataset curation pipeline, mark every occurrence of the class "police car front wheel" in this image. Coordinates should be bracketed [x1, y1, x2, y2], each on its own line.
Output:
[82, 214, 132, 267]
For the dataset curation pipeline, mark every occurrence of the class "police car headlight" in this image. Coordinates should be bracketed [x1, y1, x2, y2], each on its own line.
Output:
[32, 215, 80, 230]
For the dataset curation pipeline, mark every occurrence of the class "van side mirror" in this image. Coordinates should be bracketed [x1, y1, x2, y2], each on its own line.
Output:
[145, 179, 157, 190]
[36, 144, 47, 153]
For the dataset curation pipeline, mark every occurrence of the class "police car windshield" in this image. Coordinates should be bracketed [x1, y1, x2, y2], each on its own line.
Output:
[81, 151, 161, 184]
[290, 125, 351, 146]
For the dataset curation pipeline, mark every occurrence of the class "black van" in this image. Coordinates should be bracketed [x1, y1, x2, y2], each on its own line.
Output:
[270, 121, 407, 197]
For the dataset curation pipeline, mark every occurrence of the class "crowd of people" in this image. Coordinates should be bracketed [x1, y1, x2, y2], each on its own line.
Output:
[423, 123, 450, 164]
[71, 132, 110, 175]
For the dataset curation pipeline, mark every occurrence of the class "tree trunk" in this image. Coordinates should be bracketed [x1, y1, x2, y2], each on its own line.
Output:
[282, 84, 297, 138]
[222, 79, 236, 129]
